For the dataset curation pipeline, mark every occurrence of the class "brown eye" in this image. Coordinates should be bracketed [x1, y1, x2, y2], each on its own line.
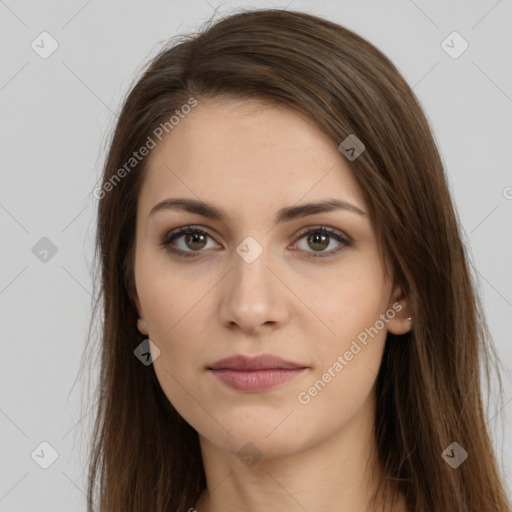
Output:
[307, 231, 330, 251]
[181, 231, 208, 251]
[292, 226, 351, 258]
[161, 226, 219, 258]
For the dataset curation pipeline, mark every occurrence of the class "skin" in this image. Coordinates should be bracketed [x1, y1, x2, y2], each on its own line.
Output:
[133, 97, 412, 512]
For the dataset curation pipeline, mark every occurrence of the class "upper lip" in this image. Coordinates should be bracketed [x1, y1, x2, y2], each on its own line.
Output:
[208, 354, 308, 370]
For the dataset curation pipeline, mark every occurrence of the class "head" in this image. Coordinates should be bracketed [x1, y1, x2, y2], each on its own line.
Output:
[86, 8, 510, 512]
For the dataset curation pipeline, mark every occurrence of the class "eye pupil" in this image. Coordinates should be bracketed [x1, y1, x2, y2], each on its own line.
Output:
[186, 232, 207, 250]
[308, 232, 329, 251]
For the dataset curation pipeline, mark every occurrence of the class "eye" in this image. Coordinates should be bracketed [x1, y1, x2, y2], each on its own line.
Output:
[291, 226, 352, 258]
[160, 225, 351, 259]
[160, 225, 219, 258]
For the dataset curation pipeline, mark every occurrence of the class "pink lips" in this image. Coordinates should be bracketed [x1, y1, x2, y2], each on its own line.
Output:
[208, 354, 309, 392]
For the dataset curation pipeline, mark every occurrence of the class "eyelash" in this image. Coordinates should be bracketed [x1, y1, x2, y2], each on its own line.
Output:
[160, 224, 352, 259]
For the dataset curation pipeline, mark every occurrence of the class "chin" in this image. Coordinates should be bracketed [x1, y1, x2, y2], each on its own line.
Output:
[205, 428, 310, 462]
[199, 409, 321, 459]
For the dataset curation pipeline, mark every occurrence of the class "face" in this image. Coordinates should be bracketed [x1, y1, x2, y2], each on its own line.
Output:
[132, 97, 410, 460]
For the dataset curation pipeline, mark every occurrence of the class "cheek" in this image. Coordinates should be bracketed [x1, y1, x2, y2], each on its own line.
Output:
[139, 273, 209, 425]
[135, 255, 213, 367]
[296, 296, 389, 432]
[302, 263, 389, 342]
[136, 255, 205, 338]
[298, 264, 390, 400]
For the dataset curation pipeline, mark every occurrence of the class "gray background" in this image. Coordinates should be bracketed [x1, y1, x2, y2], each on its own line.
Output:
[1, 0, 511, 510]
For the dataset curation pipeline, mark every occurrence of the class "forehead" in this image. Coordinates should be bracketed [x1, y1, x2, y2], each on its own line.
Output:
[138, 97, 368, 222]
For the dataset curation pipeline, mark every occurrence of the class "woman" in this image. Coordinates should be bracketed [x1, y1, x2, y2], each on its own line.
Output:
[84, 8, 511, 511]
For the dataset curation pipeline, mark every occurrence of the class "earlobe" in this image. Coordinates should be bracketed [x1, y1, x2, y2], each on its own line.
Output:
[387, 313, 412, 335]
[137, 317, 149, 335]
[130, 288, 148, 335]
[386, 283, 413, 335]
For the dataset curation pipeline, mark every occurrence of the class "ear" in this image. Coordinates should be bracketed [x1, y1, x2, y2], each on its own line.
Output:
[130, 287, 149, 336]
[385, 282, 413, 335]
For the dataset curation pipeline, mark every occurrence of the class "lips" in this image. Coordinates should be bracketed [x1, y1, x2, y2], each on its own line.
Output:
[207, 354, 309, 392]
[208, 354, 307, 371]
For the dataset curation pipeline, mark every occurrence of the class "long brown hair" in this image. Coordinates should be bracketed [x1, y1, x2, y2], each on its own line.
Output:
[82, 8, 511, 511]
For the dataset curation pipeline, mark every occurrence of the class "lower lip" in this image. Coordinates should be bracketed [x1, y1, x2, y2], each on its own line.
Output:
[209, 368, 307, 392]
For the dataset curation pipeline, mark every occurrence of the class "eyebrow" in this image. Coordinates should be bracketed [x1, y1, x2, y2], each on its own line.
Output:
[149, 197, 366, 223]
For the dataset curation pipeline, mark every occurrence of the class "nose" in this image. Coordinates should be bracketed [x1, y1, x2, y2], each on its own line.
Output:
[218, 243, 290, 334]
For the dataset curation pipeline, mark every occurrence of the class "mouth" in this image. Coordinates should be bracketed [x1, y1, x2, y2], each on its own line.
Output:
[207, 354, 309, 392]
